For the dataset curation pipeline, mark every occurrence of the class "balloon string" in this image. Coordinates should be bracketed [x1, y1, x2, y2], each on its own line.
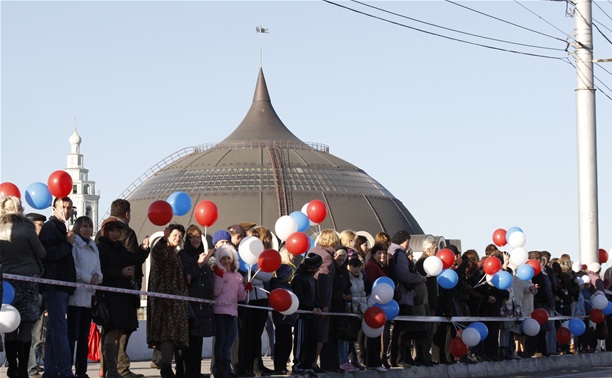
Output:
[249, 268, 260, 282]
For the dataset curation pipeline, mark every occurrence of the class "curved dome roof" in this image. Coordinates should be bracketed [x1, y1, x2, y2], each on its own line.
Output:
[125, 68, 423, 240]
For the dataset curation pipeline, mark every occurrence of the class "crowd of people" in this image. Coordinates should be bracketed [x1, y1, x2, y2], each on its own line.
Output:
[1, 194, 612, 378]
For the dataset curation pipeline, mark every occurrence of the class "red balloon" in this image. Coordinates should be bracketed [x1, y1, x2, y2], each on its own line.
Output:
[526, 259, 541, 276]
[531, 308, 549, 326]
[483, 256, 501, 275]
[194, 200, 218, 227]
[556, 327, 572, 345]
[450, 336, 468, 358]
[47, 170, 73, 198]
[258, 249, 282, 273]
[599, 249, 608, 264]
[0, 182, 21, 199]
[285, 232, 310, 255]
[492, 228, 507, 247]
[590, 309, 605, 324]
[436, 248, 456, 270]
[268, 288, 292, 312]
[364, 306, 386, 329]
[148, 200, 173, 226]
[306, 200, 327, 224]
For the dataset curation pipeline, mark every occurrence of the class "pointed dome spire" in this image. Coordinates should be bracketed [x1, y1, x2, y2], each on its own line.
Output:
[69, 128, 81, 146]
[218, 68, 308, 148]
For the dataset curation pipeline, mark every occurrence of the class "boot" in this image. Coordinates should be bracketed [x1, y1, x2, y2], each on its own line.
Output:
[5, 340, 19, 378]
[103, 344, 122, 378]
[18, 341, 31, 378]
[160, 366, 176, 378]
[224, 360, 237, 378]
[213, 361, 228, 378]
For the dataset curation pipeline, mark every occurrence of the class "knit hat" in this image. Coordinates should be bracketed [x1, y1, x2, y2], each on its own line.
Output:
[302, 253, 323, 270]
[276, 264, 293, 281]
[26, 213, 46, 222]
[214, 243, 238, 271]
[213, 230, 231, 245]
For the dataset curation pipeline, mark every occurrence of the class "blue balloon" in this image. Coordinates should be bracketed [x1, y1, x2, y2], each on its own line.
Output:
[238, 253, 258, 273]
[467, 322, 488, 341]
[308, 236, 315, 250]
[437, 269, 458, 289]
[603, 301, 612, 316]
[167, 192, 192, 216]
[373, 277, 395, 290]
[375, 299, 399, 321]
[568, 318, 586, 336]
[2, 281, 15, 304]
[25, 182, 52, 210]
[505, 226, 523, 243]
[290, 211, 310, 233]
[492, 270, 513, 290]
[516, 264, 534, 281]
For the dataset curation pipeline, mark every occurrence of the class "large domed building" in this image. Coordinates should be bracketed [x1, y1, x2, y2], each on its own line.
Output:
[124, 68, 424, 241]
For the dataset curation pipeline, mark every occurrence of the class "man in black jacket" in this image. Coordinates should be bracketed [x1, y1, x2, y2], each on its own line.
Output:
[40, 197, 76, 378]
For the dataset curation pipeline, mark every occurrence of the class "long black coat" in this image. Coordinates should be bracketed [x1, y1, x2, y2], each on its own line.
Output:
[178, 243, 215, 338]
[98, 236, 140, 332]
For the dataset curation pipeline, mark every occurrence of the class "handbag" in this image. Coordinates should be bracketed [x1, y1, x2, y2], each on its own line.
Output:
[87, 322, 101, 362]
[335, 304, 361, 342]
[91, 293, 110, 327]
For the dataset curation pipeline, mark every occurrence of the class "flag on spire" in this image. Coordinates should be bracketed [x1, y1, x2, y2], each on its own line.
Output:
[256, 26, 269, 34]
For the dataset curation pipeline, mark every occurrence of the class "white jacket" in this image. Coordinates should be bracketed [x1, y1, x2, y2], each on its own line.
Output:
[68, 235, 103, 308]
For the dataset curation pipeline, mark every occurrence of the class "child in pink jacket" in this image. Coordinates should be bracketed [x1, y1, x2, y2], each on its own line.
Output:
[212, 243, 249, 378]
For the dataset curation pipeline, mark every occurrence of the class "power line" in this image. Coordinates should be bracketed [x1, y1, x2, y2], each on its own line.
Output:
[349, 0, 565, 51]
[444, 0, 569, 43]
[573, 4, 612, 45]
[593, 18, 612, 34]
[322, 0, 566, 60]
[565, 57, 612, 101]
[513, 0, 576, 47]
[595, 62, 612, 77]
[593, 0, 612, 23]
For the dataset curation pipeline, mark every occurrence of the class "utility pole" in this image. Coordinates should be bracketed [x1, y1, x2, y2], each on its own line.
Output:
[574, 0, 599, 265]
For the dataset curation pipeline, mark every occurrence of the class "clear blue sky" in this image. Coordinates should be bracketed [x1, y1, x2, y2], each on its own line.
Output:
[2, 1, 611, 265]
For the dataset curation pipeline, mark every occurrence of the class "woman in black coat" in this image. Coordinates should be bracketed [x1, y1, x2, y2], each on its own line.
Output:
[178, 225, 215, 378]
[98, 220, 140, 378]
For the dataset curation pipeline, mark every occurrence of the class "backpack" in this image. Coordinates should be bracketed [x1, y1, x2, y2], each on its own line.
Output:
[387, 248, 417, 295]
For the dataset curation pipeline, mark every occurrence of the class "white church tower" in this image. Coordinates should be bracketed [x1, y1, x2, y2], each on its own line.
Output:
[65, 129, 100, 231]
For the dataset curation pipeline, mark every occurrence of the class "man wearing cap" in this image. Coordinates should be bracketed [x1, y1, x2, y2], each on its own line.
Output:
[39, 197, 77, 378]
[26, 213, 46, 236]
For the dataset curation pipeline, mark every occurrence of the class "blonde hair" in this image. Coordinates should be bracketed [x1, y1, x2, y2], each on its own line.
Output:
[559, 254, 573, 273]
[254, 226, 274, 249]
[317, 229, 340, 248]
[0, 195, 22, 216]
[339, 230, 356, 248]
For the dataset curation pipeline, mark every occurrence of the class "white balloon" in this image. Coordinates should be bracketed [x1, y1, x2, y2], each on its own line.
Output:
[582, 275, 591, 285]
[592, 295, 609, 310]
[361, 319, 384, 338]
[508, 231, 526, 248]
[371, 282, 394, 304]
[509, 247, 528, 266]
[587, 262, 601, 273]
[461, 327, 481, 347]
[274, 215, 298, 242]
[423, 256, 443, 276]
[572, 262, 582, 273]
[0, 304, 21, 333]
[238, 236, 264, 265]
[522, 318, 540, 336]
[486, 274, 494, 286]
[280, 291, 300, 315]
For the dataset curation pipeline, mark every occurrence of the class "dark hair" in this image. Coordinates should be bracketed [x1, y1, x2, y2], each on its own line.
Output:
[348, 257, 363, 268]
[53, 197, 72, 208]
[73, 216, 93, 235]
[370, 243, 387, 257]
[110, 199, 131, 217]
[168, 223, 185, 235]
[391, 230, 411, 245]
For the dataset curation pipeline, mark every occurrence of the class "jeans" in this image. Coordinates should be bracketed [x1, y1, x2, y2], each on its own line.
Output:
[214, 314, 237, 362]
[43, 291, 74, 378]
[67, 306, 92, 376]
[338, 340, 349, 365]
[28, 294, 45, 375]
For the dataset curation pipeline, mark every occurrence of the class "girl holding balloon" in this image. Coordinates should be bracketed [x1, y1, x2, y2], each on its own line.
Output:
[0, 195, 46, 378]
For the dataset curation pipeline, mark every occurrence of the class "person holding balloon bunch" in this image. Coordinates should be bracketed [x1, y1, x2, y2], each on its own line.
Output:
[0, 195, 47, 378]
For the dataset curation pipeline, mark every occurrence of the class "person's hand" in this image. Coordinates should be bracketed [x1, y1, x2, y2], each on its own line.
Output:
[245, 282, 254, 292]
[313, 308, 322, 316]
[197, 253, 207, 266]
[66, 231, 76, 245]
[213, 265, 225, 277]
[91, 273, 100, 285]
[122, 266, 135, 278]
[185, 274, 192, 284]
[142, 236, 150, 250]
